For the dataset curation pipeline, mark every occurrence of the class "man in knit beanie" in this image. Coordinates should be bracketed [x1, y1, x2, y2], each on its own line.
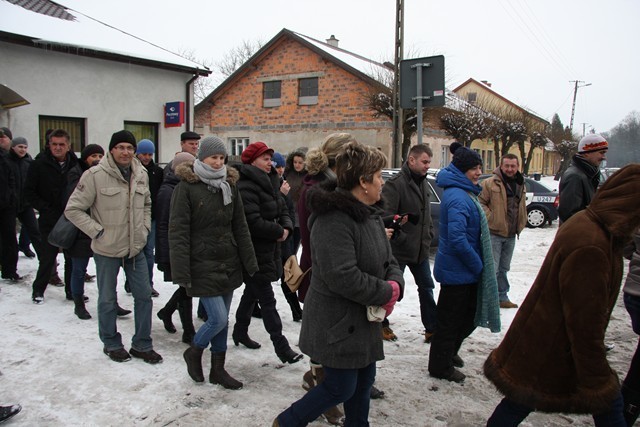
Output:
[65, 129, 161, 364]
[558, 133, 608, 223]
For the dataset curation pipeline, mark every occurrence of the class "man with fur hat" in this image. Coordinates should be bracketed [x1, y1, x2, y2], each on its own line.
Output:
[65, 130, 161, 364]
[485, 164, 640, 425]
[558, 133, 608, 223]
[25, 129, 79, 299]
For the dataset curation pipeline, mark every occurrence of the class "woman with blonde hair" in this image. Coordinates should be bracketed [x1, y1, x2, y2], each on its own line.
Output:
[274, 141, 403, 426]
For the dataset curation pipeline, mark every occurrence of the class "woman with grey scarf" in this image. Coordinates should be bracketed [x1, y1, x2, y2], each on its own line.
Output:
[169, 136, 258, 389]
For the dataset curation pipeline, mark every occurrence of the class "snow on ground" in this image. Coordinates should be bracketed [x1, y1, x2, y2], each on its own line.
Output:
[0, 177, 635, 426]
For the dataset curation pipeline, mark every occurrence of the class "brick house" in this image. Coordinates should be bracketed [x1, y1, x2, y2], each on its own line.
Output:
[195, 28, 427, 163]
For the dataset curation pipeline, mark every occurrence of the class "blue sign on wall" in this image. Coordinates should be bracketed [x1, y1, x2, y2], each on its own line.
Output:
[165, 102, 184, 127]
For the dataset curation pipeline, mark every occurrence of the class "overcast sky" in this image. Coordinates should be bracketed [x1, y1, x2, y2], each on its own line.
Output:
[59, 0, 639, 134]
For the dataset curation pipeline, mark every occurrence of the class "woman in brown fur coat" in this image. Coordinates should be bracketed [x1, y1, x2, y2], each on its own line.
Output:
[485, 164, 640, 426]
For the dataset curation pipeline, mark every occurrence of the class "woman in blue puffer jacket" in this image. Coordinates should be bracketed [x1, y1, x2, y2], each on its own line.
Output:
[429, 142, 486, 383]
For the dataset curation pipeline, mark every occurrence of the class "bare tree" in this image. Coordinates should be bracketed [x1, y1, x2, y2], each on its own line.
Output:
[440, 108, 492, 147]
[215, 39, 264, 81]
[178, 48, 215, 104]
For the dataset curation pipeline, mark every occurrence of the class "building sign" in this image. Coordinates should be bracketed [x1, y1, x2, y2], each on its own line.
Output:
[164, 102, 184, 127]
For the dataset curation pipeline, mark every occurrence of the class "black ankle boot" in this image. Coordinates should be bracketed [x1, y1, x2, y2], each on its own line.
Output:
[157, 308, 177, 333]
[177, 298, 195, 343]
[232, 332, 261, 349]
[73, 295, 92, 320]
[183, 345, 204, 383]
[282, 283, 303, 322]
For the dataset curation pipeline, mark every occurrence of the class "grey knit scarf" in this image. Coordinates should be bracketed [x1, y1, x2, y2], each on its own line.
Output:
[193, 159, 232, 205]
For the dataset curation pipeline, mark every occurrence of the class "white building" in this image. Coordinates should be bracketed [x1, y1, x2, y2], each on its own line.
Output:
[0, 0, 210, 163]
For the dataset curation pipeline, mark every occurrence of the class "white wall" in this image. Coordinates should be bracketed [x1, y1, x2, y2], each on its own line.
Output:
[0, 41, 196, 163]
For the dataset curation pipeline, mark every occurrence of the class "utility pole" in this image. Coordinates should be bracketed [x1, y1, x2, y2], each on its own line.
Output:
[391, 0, 404, 167]
[569, 80, 591, 131]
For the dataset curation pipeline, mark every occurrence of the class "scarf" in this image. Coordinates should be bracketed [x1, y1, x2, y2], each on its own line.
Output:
[193, 159, 232, 206]
[469, 192, 501, 333]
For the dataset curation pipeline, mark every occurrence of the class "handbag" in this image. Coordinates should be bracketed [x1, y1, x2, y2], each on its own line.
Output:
[48, 213, 79, 249]
[283, 255, 311, 292]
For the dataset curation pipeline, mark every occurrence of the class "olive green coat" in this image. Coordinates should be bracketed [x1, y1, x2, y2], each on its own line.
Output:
[169, 163, 258, 297]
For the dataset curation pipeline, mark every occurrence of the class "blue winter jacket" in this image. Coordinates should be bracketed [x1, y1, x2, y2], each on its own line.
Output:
[433, 164, 483, 285]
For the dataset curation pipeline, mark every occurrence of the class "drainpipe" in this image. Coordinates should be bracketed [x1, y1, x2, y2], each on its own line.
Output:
[185, 74, 199, 131]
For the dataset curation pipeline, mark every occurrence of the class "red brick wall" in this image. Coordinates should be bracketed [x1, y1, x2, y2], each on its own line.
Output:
[203, 38, 381, 130]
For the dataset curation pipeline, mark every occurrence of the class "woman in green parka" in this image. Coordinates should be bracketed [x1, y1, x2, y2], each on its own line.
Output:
[169, 136, 258, 389]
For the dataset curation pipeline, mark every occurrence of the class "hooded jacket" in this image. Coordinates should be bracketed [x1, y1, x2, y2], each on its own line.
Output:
[235, 163, 292, 282]
[298, 180, 404, 369]
[479, 167, 527, 238]
[65, 154, 150, 259]
[168, 163, 258, 297]
[484, 164, 640, 414]
[433, 164, 483, 285]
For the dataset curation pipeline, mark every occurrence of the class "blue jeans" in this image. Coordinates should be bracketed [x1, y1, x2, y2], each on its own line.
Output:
[277, 362, 376, 427]
[487, 394, 625, 426]
[490, 234, 516, 302]
[193, 293, 233, 352]
[94, 252, 153, 352]
[142, 220, 156, 284]
[70, 257, 89, 297]
[399, 260, 437, 333]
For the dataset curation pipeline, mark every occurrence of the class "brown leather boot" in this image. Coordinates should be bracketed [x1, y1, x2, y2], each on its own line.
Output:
[209, 352, 242, 390]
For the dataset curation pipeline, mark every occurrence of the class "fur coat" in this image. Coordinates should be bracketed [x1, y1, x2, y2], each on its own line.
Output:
[484, 164, 640, 414]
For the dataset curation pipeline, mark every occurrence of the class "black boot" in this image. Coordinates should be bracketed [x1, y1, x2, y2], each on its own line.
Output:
[157, 308, 177, 333]
[73, 295, 91, 320]
[177, 297, 196, 344]
[232, 331, 261, 349]
[210, 352, 243, 389]
[183, 345, 204, 383]
[116, 305, 132, 316]
[623, 384, 640, 426]
[281, 283, 303, 322]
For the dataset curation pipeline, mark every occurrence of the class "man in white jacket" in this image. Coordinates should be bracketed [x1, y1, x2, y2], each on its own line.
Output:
[66, 130, 162, 364]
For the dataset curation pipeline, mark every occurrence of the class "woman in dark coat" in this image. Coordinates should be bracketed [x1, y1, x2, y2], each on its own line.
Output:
[284, 148, 307, 252]
[275, 141, 404, 427]
[485, 164, 640, 426]
[155, 152, 196, 342]
[231, 141, 301, 364]
[65, 144, 104, 319]
[170, 137, 257, 389]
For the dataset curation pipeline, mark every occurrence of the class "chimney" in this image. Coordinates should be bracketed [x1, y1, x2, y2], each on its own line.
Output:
[481, 80, 492, 87]
[326, 35, 339, 47]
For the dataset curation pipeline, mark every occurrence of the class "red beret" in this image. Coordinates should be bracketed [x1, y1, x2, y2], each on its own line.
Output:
[241, 141, 274, 164]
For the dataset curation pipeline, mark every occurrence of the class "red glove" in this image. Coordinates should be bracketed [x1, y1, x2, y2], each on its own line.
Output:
[381, 280, 400, 317]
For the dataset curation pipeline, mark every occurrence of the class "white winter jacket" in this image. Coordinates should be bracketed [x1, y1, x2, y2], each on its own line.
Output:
[65, 154, 151, 259]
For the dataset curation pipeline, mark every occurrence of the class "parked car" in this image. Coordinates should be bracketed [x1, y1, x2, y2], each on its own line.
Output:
[479, 174, 559, 228]
[382, 169, 442, 246]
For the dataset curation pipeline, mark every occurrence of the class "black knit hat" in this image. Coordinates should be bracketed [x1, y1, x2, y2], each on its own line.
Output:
[81, 144, 105, 162]
[109, 130, 137, 151]
[450, 142, 482, 173]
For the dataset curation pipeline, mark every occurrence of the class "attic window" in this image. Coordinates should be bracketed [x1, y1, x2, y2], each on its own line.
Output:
[467, 92, 477, 104]
[298, 77, 318, 105]
[263, 81, 281, 108]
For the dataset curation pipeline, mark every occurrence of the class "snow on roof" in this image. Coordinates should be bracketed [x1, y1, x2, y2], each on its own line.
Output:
[0, 0, 209, 73]
[293, 31, 390, 80]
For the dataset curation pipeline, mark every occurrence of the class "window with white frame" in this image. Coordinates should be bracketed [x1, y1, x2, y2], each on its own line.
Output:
[440, 145, 450, 168]
[229, 137, 249, 157]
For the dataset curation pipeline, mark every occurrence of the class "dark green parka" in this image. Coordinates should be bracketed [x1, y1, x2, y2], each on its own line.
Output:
[168, 162, 258, 297]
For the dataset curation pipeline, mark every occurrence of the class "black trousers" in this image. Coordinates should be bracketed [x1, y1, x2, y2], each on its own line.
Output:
[32, 232, 59, 298]
[428, 283, 477, 377]
[233, 275, 289, 354]
[0, 207, 18, 277]
[17, 208, 42, 255]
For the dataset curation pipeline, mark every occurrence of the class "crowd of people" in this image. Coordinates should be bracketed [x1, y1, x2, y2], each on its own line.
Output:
[1, 125, 639, 426]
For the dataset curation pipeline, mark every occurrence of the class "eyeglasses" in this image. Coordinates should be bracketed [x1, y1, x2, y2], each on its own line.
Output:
[113, 145, 135, 153]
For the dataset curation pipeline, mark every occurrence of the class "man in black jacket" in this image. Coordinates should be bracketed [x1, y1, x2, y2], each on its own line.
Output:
[382, 144, 437, 342]
[24, 129, 78, 303]
[0, 127, 21, 281]
[559, 134, 608, 224]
